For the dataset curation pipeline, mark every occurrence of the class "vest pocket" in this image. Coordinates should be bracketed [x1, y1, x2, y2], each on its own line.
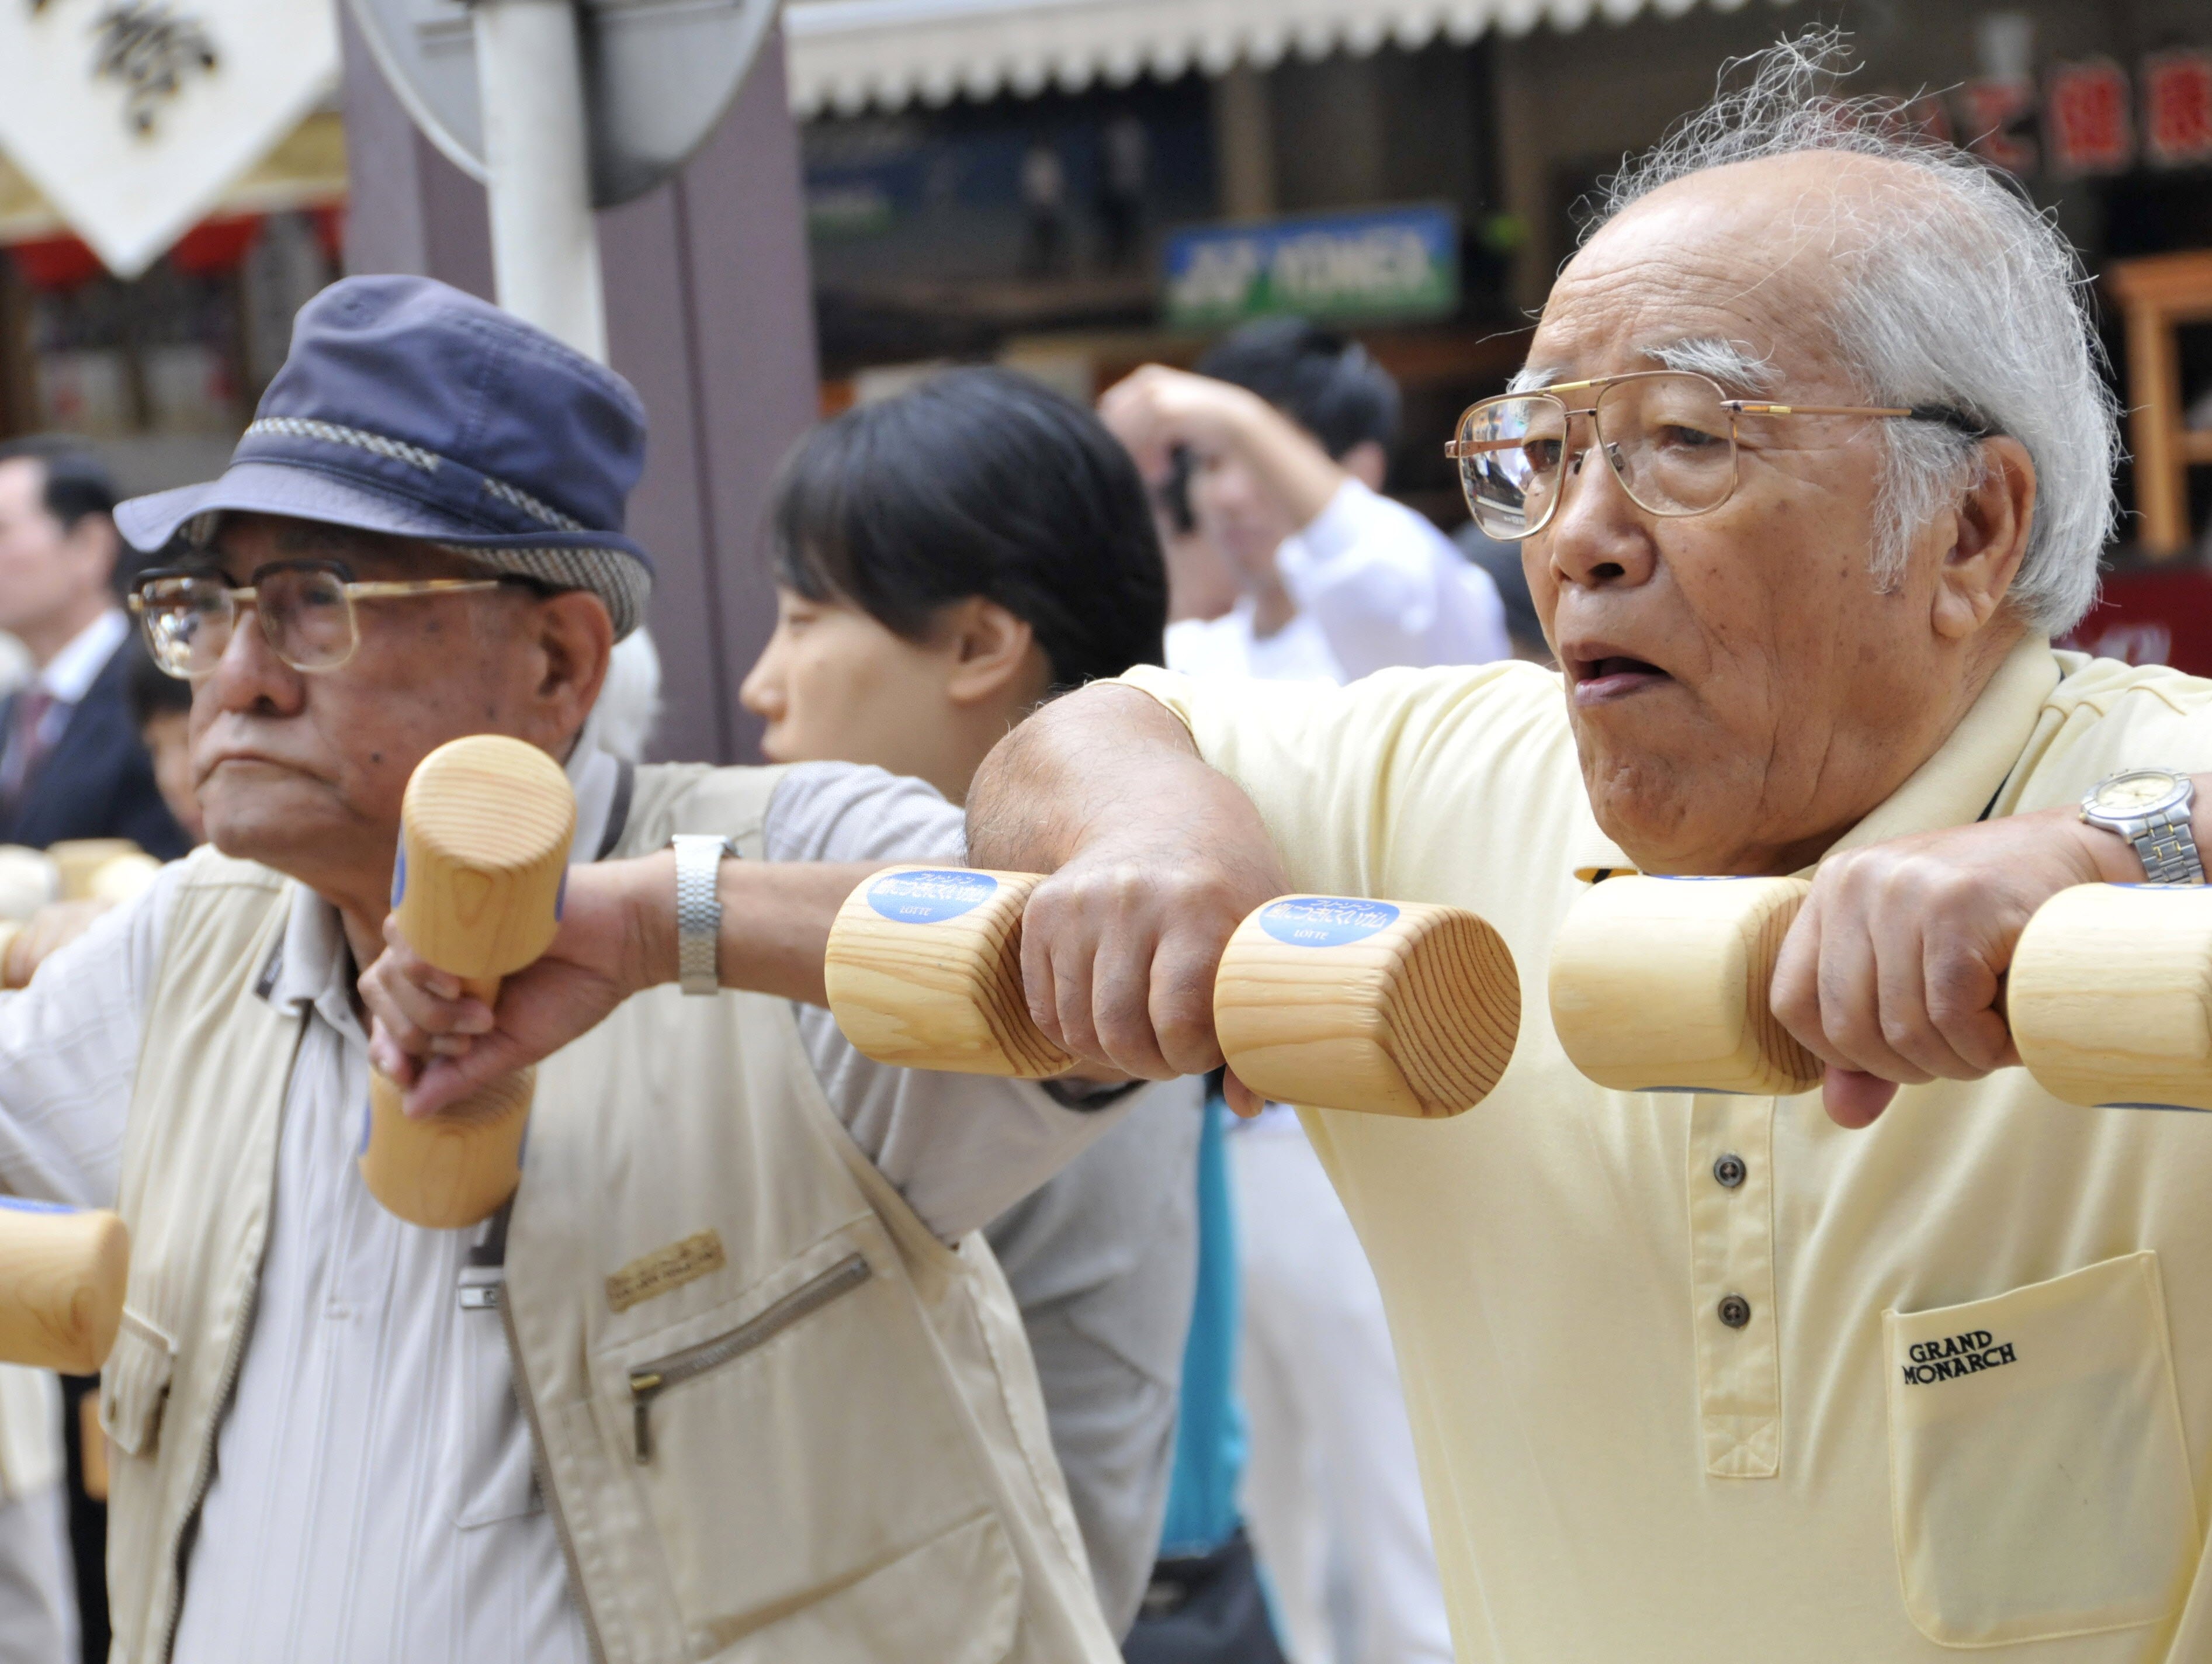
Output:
[99, 1311, 175, 1460]
[603, 1232, 1018, 1649]
[1884, 1252, 2199, 1646]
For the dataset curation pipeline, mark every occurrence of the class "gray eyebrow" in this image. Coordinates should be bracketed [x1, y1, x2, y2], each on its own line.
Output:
[1507, 364, 1563, 394]
[1641, 337, 1777, 393]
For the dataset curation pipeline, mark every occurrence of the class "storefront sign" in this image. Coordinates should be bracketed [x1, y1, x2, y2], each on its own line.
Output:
[2142, 50, 2212, 170]
[1163, 205, 1458, 330]
[0, 0, 335, 277]
[2044, 58, 2134, 177]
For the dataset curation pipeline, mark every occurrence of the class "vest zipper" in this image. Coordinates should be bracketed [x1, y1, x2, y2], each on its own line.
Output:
[629, 1252, 872, 1463]
[159, 1274, 258, 1664]
[499, 1278, 609, 1664]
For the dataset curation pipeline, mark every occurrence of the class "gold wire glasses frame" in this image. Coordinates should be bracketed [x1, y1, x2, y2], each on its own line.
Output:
[128, 559, 512, 680]
[1444, 370, 1981, 542]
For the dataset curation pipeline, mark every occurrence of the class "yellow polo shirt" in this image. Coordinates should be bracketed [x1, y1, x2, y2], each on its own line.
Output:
[1121, 637, 2212, 1662]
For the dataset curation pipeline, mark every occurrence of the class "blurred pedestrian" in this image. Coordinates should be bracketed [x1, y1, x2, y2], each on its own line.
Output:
[1098, 114, 1149, 271]
[126, 644, 202, 845]
[744, 365, 1202, 1640]
[0, 439, 186, 857]
[1022, 142, 1070, 277]
[1101, 320, 1507, 683]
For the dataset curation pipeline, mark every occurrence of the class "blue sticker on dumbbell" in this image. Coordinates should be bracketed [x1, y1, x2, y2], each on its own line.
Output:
[0, 1196, 74, 1215]
[391, 840, 407, 907]
[867, 868, 998, 924]
[1258, 897, 1400, 947]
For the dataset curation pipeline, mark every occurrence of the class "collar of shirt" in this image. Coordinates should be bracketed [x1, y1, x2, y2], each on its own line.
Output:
[36, 608, 127, 704]
[1567, 633, 2058, 883]
[254, 733, 623, 1022]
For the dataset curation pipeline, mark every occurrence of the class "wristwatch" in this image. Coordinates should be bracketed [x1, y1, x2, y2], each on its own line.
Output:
[2079, 768, 2204, 885]
[671, 834, 735, 994]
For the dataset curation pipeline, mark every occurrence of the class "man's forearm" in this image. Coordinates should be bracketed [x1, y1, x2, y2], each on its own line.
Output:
[615, 851, 887, 1008]
[966, 685, 1212, 872]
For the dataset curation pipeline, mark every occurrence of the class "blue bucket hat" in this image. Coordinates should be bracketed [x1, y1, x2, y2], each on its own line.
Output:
[116, 275, 653, 639]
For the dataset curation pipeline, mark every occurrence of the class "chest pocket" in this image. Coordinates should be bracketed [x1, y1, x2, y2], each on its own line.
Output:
[601, 1228, 1020, 1661]
[444, 1269, 538, 1528]
[1884, 1252, 2199, 1647]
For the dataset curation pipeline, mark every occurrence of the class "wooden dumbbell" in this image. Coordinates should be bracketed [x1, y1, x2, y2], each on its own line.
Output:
[2011, 883, 2212, 1112]
[824, 867, 1520, 1118]
[0, 1200, 129, 1373]
[47, 839, 147, 903]
[0, 845, 58, 922]
[359, 735, 574, 1230]
[1548, 875, 1823, 1096]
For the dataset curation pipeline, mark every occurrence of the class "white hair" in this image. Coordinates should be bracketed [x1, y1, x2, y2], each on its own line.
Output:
[1583, 28, 2119, 635]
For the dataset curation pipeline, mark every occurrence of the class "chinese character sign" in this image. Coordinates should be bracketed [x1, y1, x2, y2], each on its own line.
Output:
[2143, 50, 2212, 169]
[1960, 78, 2037, 173]
[2045, 58, 2134, 177]
[0, 0, 336, 278]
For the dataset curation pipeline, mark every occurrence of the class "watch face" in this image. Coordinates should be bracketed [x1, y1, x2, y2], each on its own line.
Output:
[2090, 768, 2189, 817]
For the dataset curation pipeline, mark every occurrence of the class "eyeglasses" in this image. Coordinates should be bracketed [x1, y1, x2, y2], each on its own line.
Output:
[129, 560, 514, 679]
[1445, 370, 1986, 541]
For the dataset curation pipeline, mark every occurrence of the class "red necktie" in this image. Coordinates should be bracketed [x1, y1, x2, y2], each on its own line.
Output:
[0, 689, 56, 804]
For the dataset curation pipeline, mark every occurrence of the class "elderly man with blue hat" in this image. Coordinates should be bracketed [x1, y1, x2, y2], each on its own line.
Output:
[0, 276, 1140, 1664]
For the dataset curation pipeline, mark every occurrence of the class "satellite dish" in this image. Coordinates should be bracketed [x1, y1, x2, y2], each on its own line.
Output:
[346, 0, 783, 207]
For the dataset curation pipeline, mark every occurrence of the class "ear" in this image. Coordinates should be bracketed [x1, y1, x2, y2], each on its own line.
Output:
[1929, 435, 2034, 643]
[942, 598, 1049, 710]
[531, 590, 615, 747]
[1341, 439, 1389, 493]
[67, 512, 119, 590]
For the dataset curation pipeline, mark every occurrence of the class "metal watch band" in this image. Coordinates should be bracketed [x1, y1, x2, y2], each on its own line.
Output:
[2136, 802, 2206, 885]
[671, 834, 732, 995]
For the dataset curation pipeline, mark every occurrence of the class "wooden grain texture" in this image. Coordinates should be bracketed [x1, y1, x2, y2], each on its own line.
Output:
[825, 866, 1073, 1078]
[1214, 896, 1520, 1118]
[2013, 882, 2212, 1111]
[47, 840, 141, 903]
[390, 738, 575, 980]
[360, 1066, 539, 1230]
[0, 1202, 128, 1372]
[359, 736, 575, 1229]
[1549, 875, 1822, 1096]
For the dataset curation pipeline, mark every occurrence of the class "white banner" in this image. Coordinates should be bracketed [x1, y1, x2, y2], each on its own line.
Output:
[0, 0, 339, 278]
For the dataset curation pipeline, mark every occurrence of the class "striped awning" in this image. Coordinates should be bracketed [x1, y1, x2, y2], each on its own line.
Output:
[783, 0, 1783, 116]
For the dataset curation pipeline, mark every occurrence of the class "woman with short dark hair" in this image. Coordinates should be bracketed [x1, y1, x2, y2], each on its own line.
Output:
[743, 365, 1198, 1644]
[749, 366, 1167, 800]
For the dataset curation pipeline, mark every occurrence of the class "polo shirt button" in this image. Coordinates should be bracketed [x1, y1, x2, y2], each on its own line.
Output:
[1717, 1294, 1752, 1329]
[1712, 1153, 1747, 1189]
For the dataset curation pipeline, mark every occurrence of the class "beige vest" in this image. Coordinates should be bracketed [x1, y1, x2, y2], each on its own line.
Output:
[101, 764, 1117, 1664]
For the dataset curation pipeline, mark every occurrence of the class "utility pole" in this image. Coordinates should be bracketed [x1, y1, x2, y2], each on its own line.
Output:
[471, 0, 606, 360]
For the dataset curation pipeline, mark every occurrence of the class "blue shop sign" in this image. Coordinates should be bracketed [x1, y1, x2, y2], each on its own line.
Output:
[1163, 204, 1458, 328]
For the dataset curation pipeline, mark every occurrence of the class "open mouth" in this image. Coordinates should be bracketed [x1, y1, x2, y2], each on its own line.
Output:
[1566, 651, 1672, 702]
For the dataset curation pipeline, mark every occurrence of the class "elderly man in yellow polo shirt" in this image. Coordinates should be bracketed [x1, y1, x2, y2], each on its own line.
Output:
[963, 36, 2212, 1664]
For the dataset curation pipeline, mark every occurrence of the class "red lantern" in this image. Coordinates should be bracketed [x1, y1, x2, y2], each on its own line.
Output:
[169, 215, 263, 278]
[2142, 50, 2212, 169]
[6, 235, 104, 292]
[1960, 79, 2037, 173]
[2045, 58, 2134, 177]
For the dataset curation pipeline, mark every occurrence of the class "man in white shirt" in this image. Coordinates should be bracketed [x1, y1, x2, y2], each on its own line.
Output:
[1102, 321, 1479, 1663]
[1103, 318, 1508, 685]
[0, 439, 186, 859]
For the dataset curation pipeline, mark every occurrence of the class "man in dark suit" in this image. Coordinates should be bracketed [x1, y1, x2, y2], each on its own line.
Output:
[0, 438, 186, 858]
